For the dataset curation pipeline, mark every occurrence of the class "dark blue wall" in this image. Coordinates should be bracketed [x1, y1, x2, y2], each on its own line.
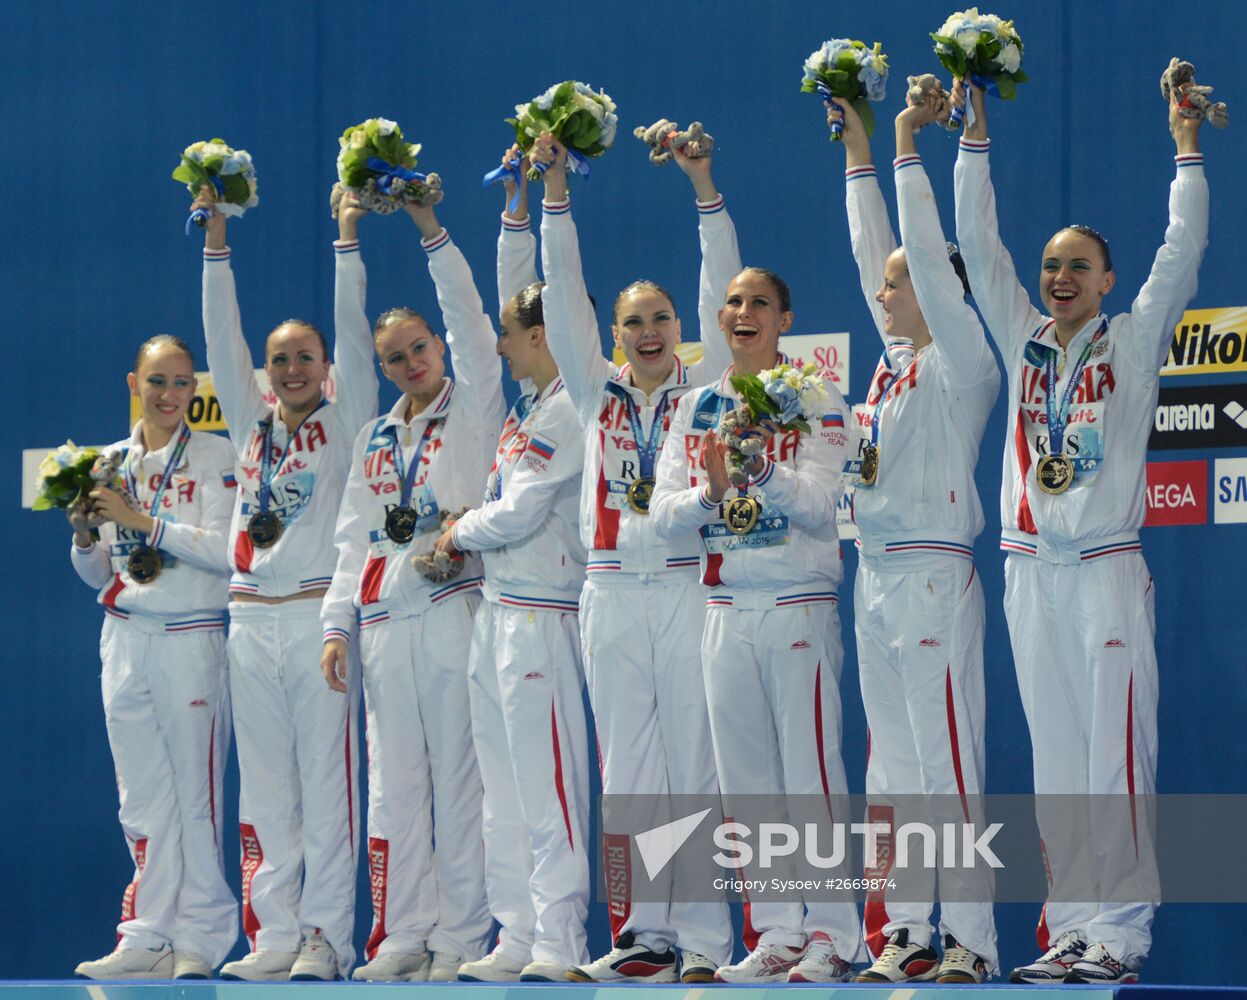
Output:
[4, 0, 1243, 983]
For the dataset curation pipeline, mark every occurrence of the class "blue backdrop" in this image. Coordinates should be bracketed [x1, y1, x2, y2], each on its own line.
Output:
[3, 0, 1243, 983]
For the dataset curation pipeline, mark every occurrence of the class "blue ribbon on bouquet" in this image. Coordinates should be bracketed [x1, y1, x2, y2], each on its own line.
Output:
[185, 175, 225, 235]
[529, 148, 592, 179]
[366, 157, 428, 196]
[482, 156, 524, 213]
[815, 82, 846, 138]
[950, 74, 1002, 128]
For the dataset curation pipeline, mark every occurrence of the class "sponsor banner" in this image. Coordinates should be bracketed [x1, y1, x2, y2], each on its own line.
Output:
[1162, 307, 1247, 376]
[1149, 383, 1247, 450]
[1143, 460, 1207, 527]
[128, 368, 339, 431]
[1214, 457, 1247, 524]
[837, 479, 858, 543]
[611, 332, 851, 389]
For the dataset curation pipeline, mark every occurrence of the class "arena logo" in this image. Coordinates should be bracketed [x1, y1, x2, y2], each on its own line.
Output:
[1214, 458, 1247, 524]
[1149, 384, 1247, 450]
[1162, 307, 1247, 376]
[1143, 461, 1207, 527]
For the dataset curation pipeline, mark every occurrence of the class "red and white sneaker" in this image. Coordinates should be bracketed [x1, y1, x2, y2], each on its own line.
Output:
[855, 929, 939, 983]
[1009, 930, 1088, 984]
[566, 932, 677, 983]
[1063, 943, 1140, 984]
[715, 942, 803, 983]
[788, 933, 852, 983]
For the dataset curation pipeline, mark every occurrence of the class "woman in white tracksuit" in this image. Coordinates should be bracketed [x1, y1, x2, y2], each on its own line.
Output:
[319, 186, 521, 982]
[831, 91, 1000, 984]
[651, 264, 859, 984]
[197, 192, 379, 981]
[529, 132, 736, 985]
[70, 336, 237, 981]
[953, 81, 1208, 985]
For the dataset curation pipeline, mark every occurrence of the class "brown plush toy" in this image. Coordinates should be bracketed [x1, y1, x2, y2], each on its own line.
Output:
[410, 507, 469, 583]
[634, 119, 715, 164]
[1161, 57, 1229, 129]
[906, 73, 959, 130]
[329, 172, 444, 219]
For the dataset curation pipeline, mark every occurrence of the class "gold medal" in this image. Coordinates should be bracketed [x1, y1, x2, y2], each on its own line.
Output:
[859, 444, 880, 487]
[626, 477, 655, 514]
[127, 545, 163, 585]
[1035, 454, 1075, 495]
[247, 510, 284, 548]
[723, 495, 762, 536]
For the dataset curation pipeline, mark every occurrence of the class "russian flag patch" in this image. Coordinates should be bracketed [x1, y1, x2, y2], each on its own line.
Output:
[527, 434, 557, 461]
[822, 412, 845, 428]
[222, 470, 238, 488]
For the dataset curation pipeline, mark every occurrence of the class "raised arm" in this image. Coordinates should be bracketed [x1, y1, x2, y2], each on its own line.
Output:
[1126, 93, 1209, 372]
[894, 95, 997, 386]
[328, 198, 388, 436]
[678, 144, 740, 381]
[531, 135, 612, 424]
[497, 144, 539, 310]
[415, 202, 506, 432]
[951, 82, 1043, 355]
[198, 196, 269, 449]
[832, 97, 896, 343]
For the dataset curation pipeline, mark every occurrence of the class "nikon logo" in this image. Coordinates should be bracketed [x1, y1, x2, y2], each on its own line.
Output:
[1163, 308, 1247, 376]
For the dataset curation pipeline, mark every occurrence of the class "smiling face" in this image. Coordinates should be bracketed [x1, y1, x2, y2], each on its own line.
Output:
[612, 286, 681, 386]
[265, 323, 330, 414]
[1040, 230, 1116, 332]
[375, 317, 446, 405]
[718, 270, 792, 373]
[876, 249, 930, 345]
[127, 343, 197, 437]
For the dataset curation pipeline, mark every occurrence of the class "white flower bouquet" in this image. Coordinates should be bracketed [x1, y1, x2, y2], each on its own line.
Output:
[801, 39, 889, 140]
[719, 363, 831, 486]
[504, 80, 618, 181]
[332, 118, 442, 218]
[173, 139, 259, 234]
[931, 8, 1027, 126]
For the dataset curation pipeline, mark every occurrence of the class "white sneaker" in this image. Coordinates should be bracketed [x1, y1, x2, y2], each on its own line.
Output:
[173, 951, 212, 979]
[521, 960, 570, 981]
[289, 931, 339, 981]
[457, 948, 527, 982]
[567, 932, 677, 983]
[855, 929, 939, 983]
[75, 945, 173, 980]
[715, 942, 804, 983]
[428, 953, 465, 981]
[788, 933, 852, 983]
[1063, 942, 1141, 985]
[220, 949, 299, 981]
[1008, 930, 1087, 984]
[679, 950, 718, 983]
[352, 951, 430, 982]
[937, 935, 988, 983]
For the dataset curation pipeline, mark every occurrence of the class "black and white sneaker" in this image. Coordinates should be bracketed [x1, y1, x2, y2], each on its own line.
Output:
[679, 950, 717, 983]
[937, 935, 988, 983]
[1009, 930, 1087, 984]
[566, 932, 677, 983]
[1063, 942, 1140, 984]
[855, 929, 939, 983]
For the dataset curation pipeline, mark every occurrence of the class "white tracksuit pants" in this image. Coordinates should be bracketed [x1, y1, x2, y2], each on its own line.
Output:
[855, 557, 997, 972]
[227, 600, 359, 969]
[467, 599, 590, 968]
[358, 595, 491, 962]
[1004, 552, 1159, 965]
[581, 578, 732, 963]
[100, 615, 236, 967]
[702, 601, 863, 963]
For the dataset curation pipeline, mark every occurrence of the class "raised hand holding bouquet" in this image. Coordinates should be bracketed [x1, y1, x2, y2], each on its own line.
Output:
[173, 139, 259, 235]
[719, 362, 831, 487]
[932, 8, 1026, 127]
[495, 80, 617, 184]
[634, 118, 714, 164]
[331, 118, 442, 219]
[801, 38, 889, 139]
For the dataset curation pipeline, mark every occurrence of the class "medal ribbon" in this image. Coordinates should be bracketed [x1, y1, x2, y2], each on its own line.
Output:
[124, 421, 192, 546]
[621, 389, 671, 481]
[390, 419, 440, 511]
[258, 400, 327, 513]
[867, 349, 918, 450]
[1043, 319, 1107, 459]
